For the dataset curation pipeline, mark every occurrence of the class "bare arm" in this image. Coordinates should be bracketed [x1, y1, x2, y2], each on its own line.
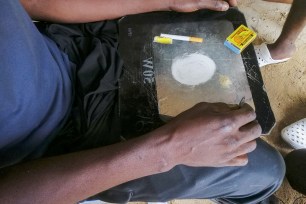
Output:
[20, 0, 237, 23]
[0, 133, 171, 204]
[0, 103, 260, 204]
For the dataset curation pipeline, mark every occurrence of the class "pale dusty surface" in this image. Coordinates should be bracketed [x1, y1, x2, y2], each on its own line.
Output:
[133, 0, 306, 203]
[171, 53, 216, 86]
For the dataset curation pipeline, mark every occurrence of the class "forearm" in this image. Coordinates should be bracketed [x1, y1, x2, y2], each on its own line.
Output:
[0, 102, 260, 203]
[21, 0, 170, 23]
[0, 129, 171, 204]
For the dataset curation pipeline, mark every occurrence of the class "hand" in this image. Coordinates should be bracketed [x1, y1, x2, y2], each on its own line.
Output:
[169, 0, 238, 12]
[159, 102, 261, 167]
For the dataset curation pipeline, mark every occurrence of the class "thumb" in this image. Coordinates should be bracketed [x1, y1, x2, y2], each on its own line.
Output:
[198, 0, 230, 11]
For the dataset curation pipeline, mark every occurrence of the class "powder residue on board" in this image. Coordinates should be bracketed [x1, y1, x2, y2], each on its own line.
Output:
[219, 74, 233, 88]
[171, 53, 216, 86]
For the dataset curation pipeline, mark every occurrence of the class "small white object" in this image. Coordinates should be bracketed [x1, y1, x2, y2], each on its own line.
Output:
[281, 118, 306, 149]
[254, 43, 290, 67]
[161, 34, 190, 41]
[160, 34, 203, 43]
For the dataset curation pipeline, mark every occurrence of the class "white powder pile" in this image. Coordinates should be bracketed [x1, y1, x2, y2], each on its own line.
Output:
[171, 53, 216, 86]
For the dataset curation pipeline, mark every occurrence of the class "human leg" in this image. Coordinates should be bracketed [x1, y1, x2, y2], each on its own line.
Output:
[268, 0, 306, 60]
[255, 0, 306, 67]
[89, 139, 285, 204]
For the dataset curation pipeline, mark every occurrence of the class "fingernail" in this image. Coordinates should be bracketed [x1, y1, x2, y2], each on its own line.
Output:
[222, 2, 229, 11]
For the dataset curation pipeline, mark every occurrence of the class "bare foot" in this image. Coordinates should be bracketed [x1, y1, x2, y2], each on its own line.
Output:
[267, 41, 296, 60]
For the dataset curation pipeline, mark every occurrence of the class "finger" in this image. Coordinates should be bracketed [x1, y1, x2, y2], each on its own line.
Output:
[238, 120, 262, 144]
[222, 121, 261, 149]
[192, 102, 231, 113]
[226, 0, 238, 7]
[211, 102, 233, 113]
[227, 103, 257, 128]
[217, 155, 249, 167]
[197, 0, 230, 11]
[221, 121, 260, 150]
[228, 103, 240, 110]
[230, 140, 257, 158]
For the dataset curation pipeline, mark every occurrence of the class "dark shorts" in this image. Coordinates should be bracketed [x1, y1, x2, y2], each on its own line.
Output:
[38, 21, 123, 156]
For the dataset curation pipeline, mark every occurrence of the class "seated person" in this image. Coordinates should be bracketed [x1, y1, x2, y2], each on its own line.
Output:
[0, 0, 285, 203]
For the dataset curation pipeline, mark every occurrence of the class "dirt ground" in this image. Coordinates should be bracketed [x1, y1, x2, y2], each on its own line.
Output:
[239, 0, 306, 203]
[172, 0, 306, 203]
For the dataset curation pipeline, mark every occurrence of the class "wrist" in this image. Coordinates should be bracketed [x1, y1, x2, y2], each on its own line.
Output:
[144, 126, 177, 172]
[134, 0, 172, 12]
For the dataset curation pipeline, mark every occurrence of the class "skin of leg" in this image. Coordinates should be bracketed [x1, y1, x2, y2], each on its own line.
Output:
[88, 139, 285, 204]
[268, 0, 306, 60]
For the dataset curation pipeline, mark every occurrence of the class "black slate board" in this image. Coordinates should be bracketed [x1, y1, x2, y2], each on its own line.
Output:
[118, 8, 275, 138]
